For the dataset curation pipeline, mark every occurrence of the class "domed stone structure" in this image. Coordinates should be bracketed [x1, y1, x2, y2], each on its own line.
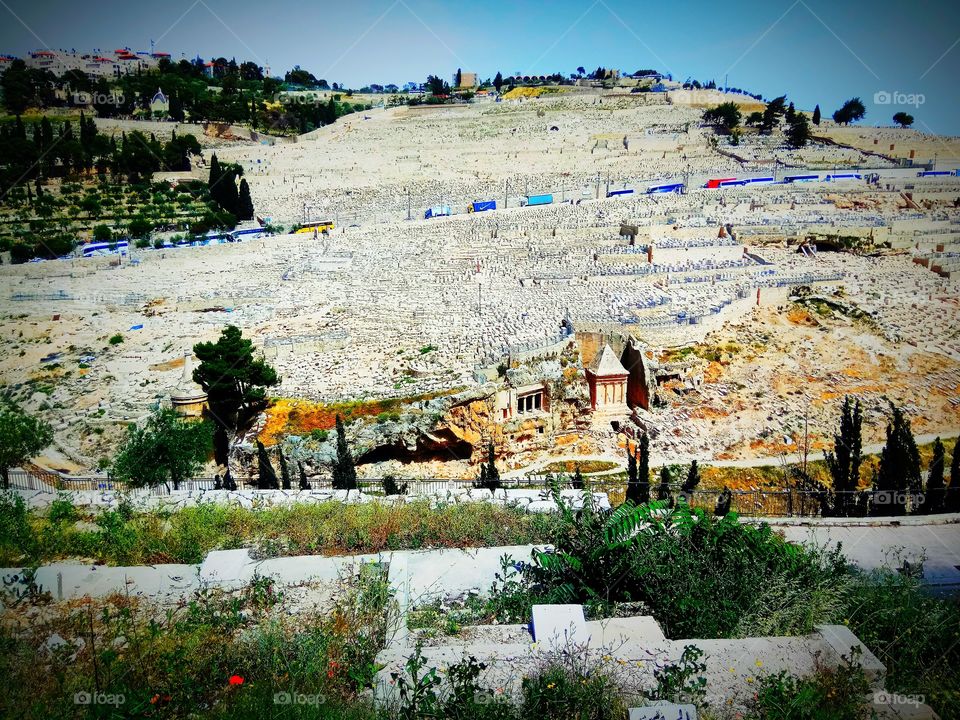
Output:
[170, 353, 208, 417]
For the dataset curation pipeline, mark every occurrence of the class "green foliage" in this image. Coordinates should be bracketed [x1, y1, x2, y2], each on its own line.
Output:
[786, 112, 811, 148]
[473, 441, 501, 492]
[0, 398, 53, 488]
[893, 111, 914, 128]
[832, 97, 866, 125]
[626, 434, 650, 505]
[842, 566, 960, 719]
[332, 415, 358, 490]
[108, 333, 124, 345]
[519, 652, 627, 720]
[111, 408, 213, 490]
[823, 396, 863, 516]
[919, 437, 946, 513]
[812, 104, 821, 126]
[761, 95, 787, 133]
[647, 644, 706, 704]
[256, 440, 278, 489]
[748, 648, 872, 720]
[875, 403, 921, 515]
[0, 491, 37, 563]
[522, 498, 849, 638]
[702, 101, 742, 131]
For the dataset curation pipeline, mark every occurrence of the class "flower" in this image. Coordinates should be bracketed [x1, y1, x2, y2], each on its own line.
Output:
[755, 660, 763, 667]
[547, 683, 556, 690]
[229, 675, 244, 686]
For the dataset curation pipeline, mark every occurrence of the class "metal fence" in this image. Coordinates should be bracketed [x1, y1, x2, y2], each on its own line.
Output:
[4, 469, 925, 516]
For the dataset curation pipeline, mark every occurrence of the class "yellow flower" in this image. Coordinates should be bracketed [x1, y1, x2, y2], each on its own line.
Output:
[755, 660, 763, 668]
[729, 667, 736, 673]
[746, 677, 754, 684]
[547, 683, 556, 690]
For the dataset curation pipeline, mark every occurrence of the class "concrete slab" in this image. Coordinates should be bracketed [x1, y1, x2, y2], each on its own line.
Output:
[198, 549, 255, 588]
[629, 702, 698, 720]
[816, 624, 886, 689]
[531, 604, 588, 648]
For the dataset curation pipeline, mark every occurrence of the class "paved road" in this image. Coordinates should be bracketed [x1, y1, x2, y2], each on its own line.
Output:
[779, 522, 960, 592]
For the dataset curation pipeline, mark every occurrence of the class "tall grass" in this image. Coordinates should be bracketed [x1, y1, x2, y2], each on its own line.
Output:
[0, 493, 561, 566]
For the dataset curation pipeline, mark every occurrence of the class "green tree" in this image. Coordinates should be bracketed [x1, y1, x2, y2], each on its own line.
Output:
[702, 102, 741, 132]
[455, 68, 462, 88]
[627, 434, 650, 505]
[332, 415, 357, 490]
[237, 178, 254, 221]
[656, 466, 673, 507]
[893, 112, 914, 128]
[920, 438, 945, 514]
[812, 104, 821, 126]
[493, 72, 504, 93]
[298, 461, 311, 490]
[833, 97, 866, 125]
[0, 60, 34, 115]
[193, 325, 279, 464]
[278, 445, 291, 490]
[92, 224, 113, 242]
[947, 444, 960, 513]
[874, 403, 921, 516]
[760, 95, 787, 134]
[680, 460, 700, 501]
[111, 408, 212, 491]
[0, 399, 53, 489]
[745, 111, 764, 126]
[571, 465, 584, 490]
[256, 440, 278, 489]
[786, 113, 811, 148]
[823, 396, 863, 517]
[626, 446, 638, 501]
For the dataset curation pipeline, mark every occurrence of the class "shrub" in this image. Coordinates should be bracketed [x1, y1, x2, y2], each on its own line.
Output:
[108, 334, 124, 345]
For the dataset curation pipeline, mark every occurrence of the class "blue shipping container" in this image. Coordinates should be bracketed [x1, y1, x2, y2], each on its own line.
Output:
[526, 194, 553, 206]
[472, 200, 497, 212]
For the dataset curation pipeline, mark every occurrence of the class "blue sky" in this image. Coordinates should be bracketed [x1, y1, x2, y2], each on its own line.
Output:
[2, 0, 958, 134]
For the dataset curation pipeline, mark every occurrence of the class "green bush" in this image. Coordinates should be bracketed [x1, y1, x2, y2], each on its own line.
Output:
[108, 334, 124, 345]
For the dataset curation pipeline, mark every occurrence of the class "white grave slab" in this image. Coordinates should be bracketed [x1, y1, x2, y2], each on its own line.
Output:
[629, 702, 698, 720]
[531, 604, 588, 648]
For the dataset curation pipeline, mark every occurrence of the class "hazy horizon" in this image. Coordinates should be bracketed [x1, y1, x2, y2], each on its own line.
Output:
[1, 0, 958, 135]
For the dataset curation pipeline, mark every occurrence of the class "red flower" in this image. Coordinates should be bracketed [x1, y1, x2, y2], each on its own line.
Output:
[229, 675, 244, 686]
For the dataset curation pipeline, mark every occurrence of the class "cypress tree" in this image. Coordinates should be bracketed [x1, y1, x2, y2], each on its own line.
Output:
[331, 415, 357, 490]
[824, 396, 863, 516]
[626, 446, 638, 503]
[257, 440, 278, 489]
[485, 440, 500, 491]
[715, 486, 732, 516]
[571, 465, 584, 490]
[946, 444, 960, 513]
[920, 438, 945, 514]
[208, 153, 221, 190]
[237, 178, 254, 220]
[812, 104, 821, 126]
[681, 460, 701, 502]
[278, 446, 291, 490]
[298, 461, 311, 490]
[874, 404, 920, 516]
[656, 466, 673, 507]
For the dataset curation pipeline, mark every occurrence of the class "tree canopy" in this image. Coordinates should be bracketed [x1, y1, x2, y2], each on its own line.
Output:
[0, 400, 53, 488]
[111, 408, 212, 490]
[833, 98, 866, 125]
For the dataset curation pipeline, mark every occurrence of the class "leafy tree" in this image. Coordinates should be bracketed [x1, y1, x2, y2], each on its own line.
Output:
[93, 224, 113, 242]
[193, 325, 279, 464]
[784, 101, 796, 124]
[919, 438, 945, 514]
[1, 60, 35, 115]
[278, 445, 291, 490]
[745, 111, 764, 126]
[332, 415, 358, 490]
[812, 104, 821, 126]
[680, 460, 700, 502]
[493, 72, 503, 93]
[786, 113, 811, 148]
[702, 102, 741, 132]
[112, 408, 212, 491]
[833, 97, 866, 125]
[824, 396, 863, 517]
[256, 440, 278, 489]
[893, 112, 914, 128]
[426, 75, 449, 96]
[760, 95, 787, 134]
[382, 475, 408, 495]
[874, 404, 921, 516]
[455, 68, 462, 88]
[627, 434, 650, 505]
[0, 399, 53, 489]
[237, 178, 254, 221]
